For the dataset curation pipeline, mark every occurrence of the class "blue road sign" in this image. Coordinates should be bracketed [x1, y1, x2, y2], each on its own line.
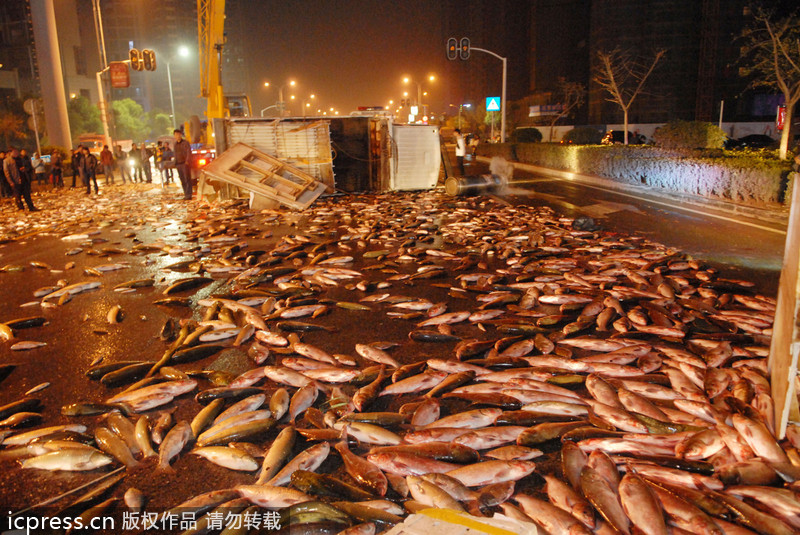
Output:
[486, 97, 501, 111]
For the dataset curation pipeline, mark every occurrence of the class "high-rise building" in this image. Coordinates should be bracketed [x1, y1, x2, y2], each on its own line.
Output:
[101, 0, 202, 120]
[444, 0, 775, 130]
[221, 0, 248, 95]
[0, 0, 38, 101]
[0, 0, 97, 105]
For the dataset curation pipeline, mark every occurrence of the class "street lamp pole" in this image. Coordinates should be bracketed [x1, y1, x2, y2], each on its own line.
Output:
[468, 47, 507, 142]
[167, 61, 177, 130]
[277, 81, 295, 116]
[302, 94, 315, 118]
[165, 47, 189, 131]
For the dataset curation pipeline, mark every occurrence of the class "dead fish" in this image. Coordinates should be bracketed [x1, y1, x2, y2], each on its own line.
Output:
[355, 344, 400, 368]
[0, 412, 42, 428]
[162, 277, 214, 295]
[24, 382, 50, 395]
[191, 446, 259, 471]
[157, 421, 193, 472]
[10, 341, 47, 351]
[124, 487, 146, 512]
[5, 316, 47, 329]
[21, 449, 113, 471]
[107, 305, 124, 324]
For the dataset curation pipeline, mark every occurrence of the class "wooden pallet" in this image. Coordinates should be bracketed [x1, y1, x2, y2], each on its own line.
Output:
[198, 142, 328, 210]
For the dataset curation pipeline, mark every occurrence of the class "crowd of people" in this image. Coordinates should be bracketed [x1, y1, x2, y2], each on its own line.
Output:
[1, 130, 193, 211]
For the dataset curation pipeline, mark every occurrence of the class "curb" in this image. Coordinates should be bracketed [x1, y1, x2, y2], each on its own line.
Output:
[477, 156, 790, 227]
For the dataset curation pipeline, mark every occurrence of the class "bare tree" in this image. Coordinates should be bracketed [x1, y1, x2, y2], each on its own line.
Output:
[548, 78, 586, 142]
[739, 7, 800, 160]
[594, 47, 666, 144]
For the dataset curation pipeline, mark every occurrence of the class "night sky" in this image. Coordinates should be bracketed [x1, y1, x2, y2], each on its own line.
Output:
[234, 1, 447, 116]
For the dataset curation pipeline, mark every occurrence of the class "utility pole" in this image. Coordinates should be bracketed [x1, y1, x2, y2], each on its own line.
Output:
[92, 0, 113, 147]
[29, 0, 71, 150]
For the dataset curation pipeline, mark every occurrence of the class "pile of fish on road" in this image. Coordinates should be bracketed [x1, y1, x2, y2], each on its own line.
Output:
[0, 186, 798, 535]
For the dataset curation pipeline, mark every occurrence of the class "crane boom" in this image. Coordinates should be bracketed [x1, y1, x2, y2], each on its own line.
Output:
[197, 0, 225, 140]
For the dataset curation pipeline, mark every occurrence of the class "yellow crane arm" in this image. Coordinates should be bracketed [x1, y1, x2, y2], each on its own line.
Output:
[197, 0, 226, 137]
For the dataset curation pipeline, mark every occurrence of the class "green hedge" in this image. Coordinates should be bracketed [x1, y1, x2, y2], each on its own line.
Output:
[653, 121, 727, 150]
[477, 143, 793, 205]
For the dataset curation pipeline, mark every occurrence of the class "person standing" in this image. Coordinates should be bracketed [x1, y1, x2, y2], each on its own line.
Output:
[454, 128, 466, 175]
[114, 145, 130, 184]
[18, 149, 34, 189]
[4, 147, 37, 211]
[469, 134, 480, 156]
[173, 129, 193, 200]
[141, 144, 153, 183]
[155, 141, 164, 182]
[71, 147, 84, 188]
[80, 146, 99, 195]
[50, 150, 63, 188]
[0, 151, 11, 198]
[32, 152, 47, 186]
[130, 143, 143, 182]
[161, 142, 174, 184]
[99, 145, 115, 185]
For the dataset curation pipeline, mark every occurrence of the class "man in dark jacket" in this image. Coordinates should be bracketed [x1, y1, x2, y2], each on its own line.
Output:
[173, 129, 193, 200]
[50, 150, 64, 187]
[3, 147, 37, 211]
[71, 147, 84, 188]
[0, 150, 10, 198]
[18, 149, 34, 188]
[80, 146, 99, 194]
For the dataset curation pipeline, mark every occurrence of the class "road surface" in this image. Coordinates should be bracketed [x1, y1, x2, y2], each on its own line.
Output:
[463, 155, 787, 296]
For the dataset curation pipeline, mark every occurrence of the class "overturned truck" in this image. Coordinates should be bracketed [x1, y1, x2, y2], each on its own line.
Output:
[200, 116, 442, 209]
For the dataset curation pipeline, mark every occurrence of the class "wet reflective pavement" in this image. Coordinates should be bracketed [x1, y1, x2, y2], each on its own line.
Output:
[0, 177, 789, 534]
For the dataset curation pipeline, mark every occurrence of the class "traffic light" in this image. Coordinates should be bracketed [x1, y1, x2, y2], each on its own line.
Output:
[129, 48, 143, 71]
[447, 37, 457, 60]
[459, 38, 471, 60]
[142, 49, 156, 71]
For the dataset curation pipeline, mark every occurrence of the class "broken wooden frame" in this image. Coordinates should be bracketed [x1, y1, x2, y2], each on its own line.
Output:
[198, 142, 329, 210]
[227, 119, 335, 189]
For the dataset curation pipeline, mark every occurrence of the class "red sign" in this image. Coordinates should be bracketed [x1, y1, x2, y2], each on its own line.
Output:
[109, 61, 130, 89]
[777, 105, 786, 131]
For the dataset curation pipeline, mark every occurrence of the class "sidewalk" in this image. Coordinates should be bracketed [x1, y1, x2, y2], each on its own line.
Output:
[477, 155, 790, 228]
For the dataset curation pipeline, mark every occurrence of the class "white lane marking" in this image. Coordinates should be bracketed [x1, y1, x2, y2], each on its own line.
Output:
[508, 178, 786, 236]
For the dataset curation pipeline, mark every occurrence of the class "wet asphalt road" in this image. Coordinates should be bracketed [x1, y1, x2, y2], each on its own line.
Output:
[0, 164, 788, 532]
[463, 156, 787, 296]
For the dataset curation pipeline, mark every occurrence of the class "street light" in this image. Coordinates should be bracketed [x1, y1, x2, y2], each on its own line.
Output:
[260, 80, 296, 116]
[259, 82, 276, 116]
[403, 74, 435, 121]
[166, 45, 190, 130]
[279, 80, 296, 115]
[302, 94, 315, 117]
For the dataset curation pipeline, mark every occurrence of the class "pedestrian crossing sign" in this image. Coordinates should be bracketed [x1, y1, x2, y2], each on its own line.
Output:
[486, 97, 501, 111]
